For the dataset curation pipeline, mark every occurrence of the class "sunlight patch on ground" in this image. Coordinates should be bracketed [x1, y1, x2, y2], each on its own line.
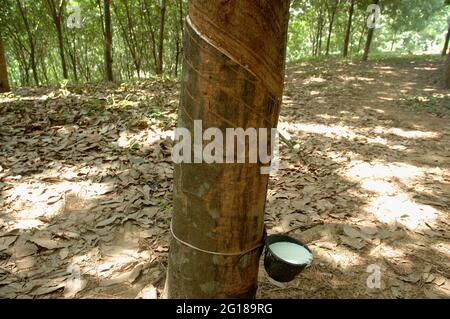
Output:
[312, 244, 363, 269]
[360, 180, 397, 195]
[115, 129, 174, 149]
[343, 160, 442, 230]
[282, 95, 297, 106]
[414, 67, 438, 71]
[363, 106, 385, 113]
[374, 66, 394, 70]
[283, 122, 355, 139]
[377, 96, 394, 101]
[369, 243, 406, 259]
[303, 77, 327, 85]
[0, 96, 16, 105]
[1, 180, 114, 230]
[431, 242, 450, 259]
[365, 136, 390, 145]
[346, 161, 422, 180]
[373, 126, 440, 139]
[367, 193, 438, 230]
[316, 114, 339, 120]
[11, 219, 46, 230]
[339, 75, 375, 82]
[281, 122, 395, 148]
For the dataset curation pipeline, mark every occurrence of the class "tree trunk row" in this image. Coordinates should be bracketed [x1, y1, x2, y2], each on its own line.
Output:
[442, 24, 450, 57]
[104, 0, 114, 81]
[362, 0, 380, 61]
[0, 33, 10, 93]
[343, 0, 355, 58]
[326, 0, 339, 56]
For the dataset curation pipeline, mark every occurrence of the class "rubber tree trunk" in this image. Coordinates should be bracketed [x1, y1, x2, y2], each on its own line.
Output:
[104, 0, 114, 81]
[16, 0, 39, 85]
[46, 0, 68, 79]
[362, 0, 380, 62]
[0, 33, 10, 93]
[442, 24, 450, 57]
[174, 0, 184, 77]
[68, 42, 78, 82]
[445, 49, 450, 88]
[164, 0, 290, 299]
[326, 0, 339, 56]
[55, 17, 68, 79]
[156, 0, 166, 75]
[343, 0, 355, 58]
[315, 8, 324, 56]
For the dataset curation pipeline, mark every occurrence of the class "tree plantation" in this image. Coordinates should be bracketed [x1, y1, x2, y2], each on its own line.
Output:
[1, 0, 450, 86]
[0, 0, 449, 301]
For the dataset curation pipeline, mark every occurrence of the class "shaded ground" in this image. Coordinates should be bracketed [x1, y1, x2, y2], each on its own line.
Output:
[0, 56, 449, 299]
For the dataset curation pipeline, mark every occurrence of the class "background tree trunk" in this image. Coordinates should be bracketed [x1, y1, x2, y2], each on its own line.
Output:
[343, 0, 355, 58]
[445, 49, 450, 88]
[46, 0, 68, 79]
[362, 0, 380, 61]
[174, 0, 184, 77]
[140, 0, 158, 74]
[357, 17, 368, 54]
[314, 7, 324, 56]
[114, 0, 142, 78]
[164, 0, 290, 299]
[156, 0, 166, 75]
[104, 0, 114, 81]
[442, 24, 450, 57]
[326, 0, 339, 56]
[362, 28, 375, 61]
[55, 16, 68, 79]
[67, 34, 78, 82]
[0, 33, 11, 93]
[16, 0, 39, 85]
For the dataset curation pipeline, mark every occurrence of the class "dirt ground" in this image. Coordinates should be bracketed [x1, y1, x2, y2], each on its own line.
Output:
[0, 56, 449, 299]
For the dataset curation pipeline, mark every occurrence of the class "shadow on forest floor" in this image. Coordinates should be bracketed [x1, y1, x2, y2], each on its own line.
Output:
[258, 56, 449, 298]
[0, 56, 449, 298]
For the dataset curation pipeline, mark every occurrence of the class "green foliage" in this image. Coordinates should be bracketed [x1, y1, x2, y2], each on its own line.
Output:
[287, 0, 447, 61]
[0, 0, 186, 86]
[0, 0, 448, 87]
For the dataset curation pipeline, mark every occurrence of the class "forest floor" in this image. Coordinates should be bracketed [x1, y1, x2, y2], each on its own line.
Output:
[0, 55, 449, 299]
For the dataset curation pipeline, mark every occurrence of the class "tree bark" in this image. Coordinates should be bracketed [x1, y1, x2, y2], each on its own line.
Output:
[40, 53, 49, 84]
[0, 33, 10, 93]
[6, 25, 29, 86]
[362, 0, 380, 61]
[46, 0, 68, 79]
[445, 49, 450, 88]
[317, 16, 324, 56]
[67, 35, 78, 82]
[357, 19, 367, 54]
[16, 0, 39, 85]
[156, 0, 166, 75]
[314, 7, 324, 56]
[114, 0, 142, 78]
[326, 0, 339, 56]
[343, 0, 355, 58]
[164, 0, 290, 299]
[174, 0, 184, 77]
[442, 24, 450, 57]
[104, 0, 114, 81]
[311, 30, 316, 56]
[55, 16, 68, 79]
